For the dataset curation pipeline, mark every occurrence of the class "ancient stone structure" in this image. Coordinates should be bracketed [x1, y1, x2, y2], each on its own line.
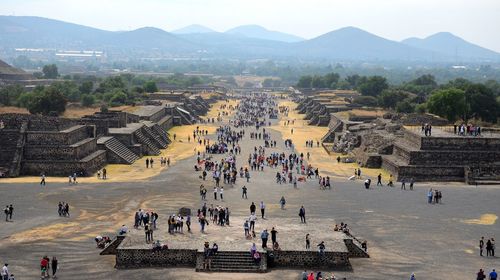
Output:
[0, 92, 220, 177]
[106, 234, 368, 273]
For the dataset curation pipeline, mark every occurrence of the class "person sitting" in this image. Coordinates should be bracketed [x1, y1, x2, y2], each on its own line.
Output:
[119, 225, 128, 235]
[252, 251, 261, 264]
[212, 243, 219, 255]
[250, 243, 257, 256]
[333, 224, 339, 231]
[152, 240, 168, 252]
[273, 241, 281, 251]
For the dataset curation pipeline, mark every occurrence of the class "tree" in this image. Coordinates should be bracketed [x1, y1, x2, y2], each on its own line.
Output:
[426, 88, 466, 122]
[465, 83, 499, 123]
[412, 74, 437, 87]
[109, 91, 128, 106]
[79, 81, 94, 94]
[144, 81, 158, 93]
[323, 72, 340, 89]
[311, 75, 325, 88]
[396, 100, 415, 113]
[81, 94, 96, 107]
[27, 86, 67, 115]
[42, 64, 59, 79]
[0, 85, 24, 106]
[379, 90, 409, 109]
[358, 76, 388, 96]
[297, 76, 312, 88]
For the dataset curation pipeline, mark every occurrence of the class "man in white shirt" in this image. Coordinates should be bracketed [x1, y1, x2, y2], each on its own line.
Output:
[249, 213, 257, 232]
[219, 187, 224, 201]
[1, 264, 8, 280]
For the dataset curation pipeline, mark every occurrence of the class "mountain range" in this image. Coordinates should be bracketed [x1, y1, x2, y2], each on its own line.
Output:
[1, 15, 499, 62]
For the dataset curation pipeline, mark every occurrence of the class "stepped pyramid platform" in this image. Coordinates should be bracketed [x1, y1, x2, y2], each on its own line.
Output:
[111, 217, 368, 272]
[382, 127, 500, 184]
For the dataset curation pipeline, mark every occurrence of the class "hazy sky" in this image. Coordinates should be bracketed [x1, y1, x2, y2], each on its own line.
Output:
[2, 0, 500, 52]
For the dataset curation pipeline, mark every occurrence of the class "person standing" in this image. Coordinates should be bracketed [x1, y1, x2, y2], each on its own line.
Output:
[213, 186, 218, 200]
[51, 257, 58, 278]
[491, 238, 496, 257]
[242, 185, 248, 199]
[279, 196, 286, 210]
[477, 269, 486, 280]
[8, 205, 13, 221]
[260, 201, 265, 219]
[401, 178, 406, 190]
[3, 206, 9, 222]
[480, 237, 485, 256]
[487, 239, 493, 257]
[299, 206, 306, 223]
[40, 174, 46, 186]
[219, 187, 224, 201]
[271, 227, 278, 246]
[250, 202, 256, 215]
[260, 229, 269, 248]
[427, 189, 433, 204]
[1, 264, 8, 280]
[489, 269, 497, 280]
[306, 234, 310, 249]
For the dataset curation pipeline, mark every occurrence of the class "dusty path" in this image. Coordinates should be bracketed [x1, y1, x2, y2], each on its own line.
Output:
[0, 97, 498, 279]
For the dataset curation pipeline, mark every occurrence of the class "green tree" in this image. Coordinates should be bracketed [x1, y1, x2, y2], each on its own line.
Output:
[109, 91, 128, 106]
[379, 90, 409, 109]
[323, 72, 340, 89]
[0, 85, 24, 106]
[42, 64, 59, 79]
[358, 76, 388, 96]
[79, 81, 94, 94]
[465, 83, 499, 123]
[297, 76, 312, 88]
[144, 81, 158, 93]
[311, 75, 325, 88]
[396, 100, 415, 113]
[27, 86, 67, 115]
[426, 88, 466, 121]
[352, 96, 378, 107]
[81, 94, 96, 107]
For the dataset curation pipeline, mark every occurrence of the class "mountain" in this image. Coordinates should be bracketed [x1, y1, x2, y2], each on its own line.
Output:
[225, 25, 304, 43]
[402, 32, 500, 61]
[296, 26, 437, 61]
[172, 24, 216, 34]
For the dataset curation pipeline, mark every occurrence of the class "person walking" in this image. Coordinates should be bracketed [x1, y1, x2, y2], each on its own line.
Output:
[477, 269, 486, 280]
[1, 264, 8, 280]
[250, 202, 256, 215]
[377, 173, 382, 186]
[489, 269, 497, 280]
[260, 201, 265, 219]
[299, 206, 306, 223]
[8, 205, 13, 221]
[279, 196, 286, 210]
[271, 227, 278, 246]
[51, 257, 58, 278]
[40, 174, 46, 186]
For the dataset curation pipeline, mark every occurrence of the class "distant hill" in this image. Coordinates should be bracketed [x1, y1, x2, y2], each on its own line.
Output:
[1, 16, 499, 62]
[172, 24, 216, 34]
[225, 25, 304, 43]
[402, 32, 500, 61]
[296, 26, 437, 61]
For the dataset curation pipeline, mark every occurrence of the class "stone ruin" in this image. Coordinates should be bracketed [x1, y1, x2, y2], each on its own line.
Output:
[0, 92, 221, 177]
[319, 108, 500, 184]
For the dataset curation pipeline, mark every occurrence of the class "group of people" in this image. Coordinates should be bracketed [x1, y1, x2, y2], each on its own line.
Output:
[427, 188, 443, 204]
[454, 123, 482, 136]
[96, 168, 107, 179]
[479, 237, 496, 257]
[40, 256, 58, 279]
[301, 270, 337, 280]
[57, 202, 70, 217]
[421, 123, 433, 136]
[3, 205, 13, 221]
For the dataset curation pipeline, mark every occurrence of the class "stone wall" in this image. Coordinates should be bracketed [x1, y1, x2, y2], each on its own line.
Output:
[26, 125, 90, 145]
[22, 150, 106, 176]
[0, 113, 78, 131]
[269, 251, 350, 270]
[24, 138, 97, 160]
[420, 136, 500, 151]
[115, 249, 197, 269]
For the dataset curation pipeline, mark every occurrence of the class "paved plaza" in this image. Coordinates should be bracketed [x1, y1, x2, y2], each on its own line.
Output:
[0, 98, 498, 279]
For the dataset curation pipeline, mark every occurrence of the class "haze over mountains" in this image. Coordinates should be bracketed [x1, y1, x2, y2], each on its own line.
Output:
[1, 15, 499, 63]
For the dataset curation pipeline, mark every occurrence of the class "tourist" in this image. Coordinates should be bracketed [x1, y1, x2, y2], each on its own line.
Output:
[244, 220, 250, 237]
[119, 224, 128, 235]
[477, 269, 486, 280]
[427, 188, 433, 204]
[489, 269, 497, 280]
[219, 187, 224, 201]
[487, 239, 493, 257]
[491, 238, 495, 256]
[51, 257, 58, 278]
[410, 272, 416, 280]
[213, 186, 218, 200]
[186, 215, 191, 232]
[387, 174, 394, 187]
[307, 272, 314, 280]
[102, 168, 107, 179]
[364, 178, 371, 189]
[146, 158, 149, 168]
[317, 241, 325, 256]
[377, 173, 382, 186]
[271, 227, 278, 246]
[480, 237, 485, 256]
[3, 206, 9, 222]
[401, 178, 406, 190]
[260, 229, 269, 248]
[306, 233, 311, 250]
[40, 257, 49, 279]
[250, 202, 256, 215]
[40, 173, 46, 186]
[299, 206, 306, 223]
[199, 215, 208, 233]
[302, 270, 308, 280]
[409, 178, 414, 190]
[260, 201, 265, 219]
[280, 196, 286, 210]
[242, 185, 248, 199]
[1, 264, 8, 280]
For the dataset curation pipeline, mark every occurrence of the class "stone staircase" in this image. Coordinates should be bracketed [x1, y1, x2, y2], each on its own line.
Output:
[142, 125, 168, 149]
[151, 124, 171, 144]
[103, 137, 139, 164]
[134, 130, 161, 155]
[202, 251, 263, 272]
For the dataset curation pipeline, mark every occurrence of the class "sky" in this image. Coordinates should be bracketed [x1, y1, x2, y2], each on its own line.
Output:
[1, 0, 500, 52]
